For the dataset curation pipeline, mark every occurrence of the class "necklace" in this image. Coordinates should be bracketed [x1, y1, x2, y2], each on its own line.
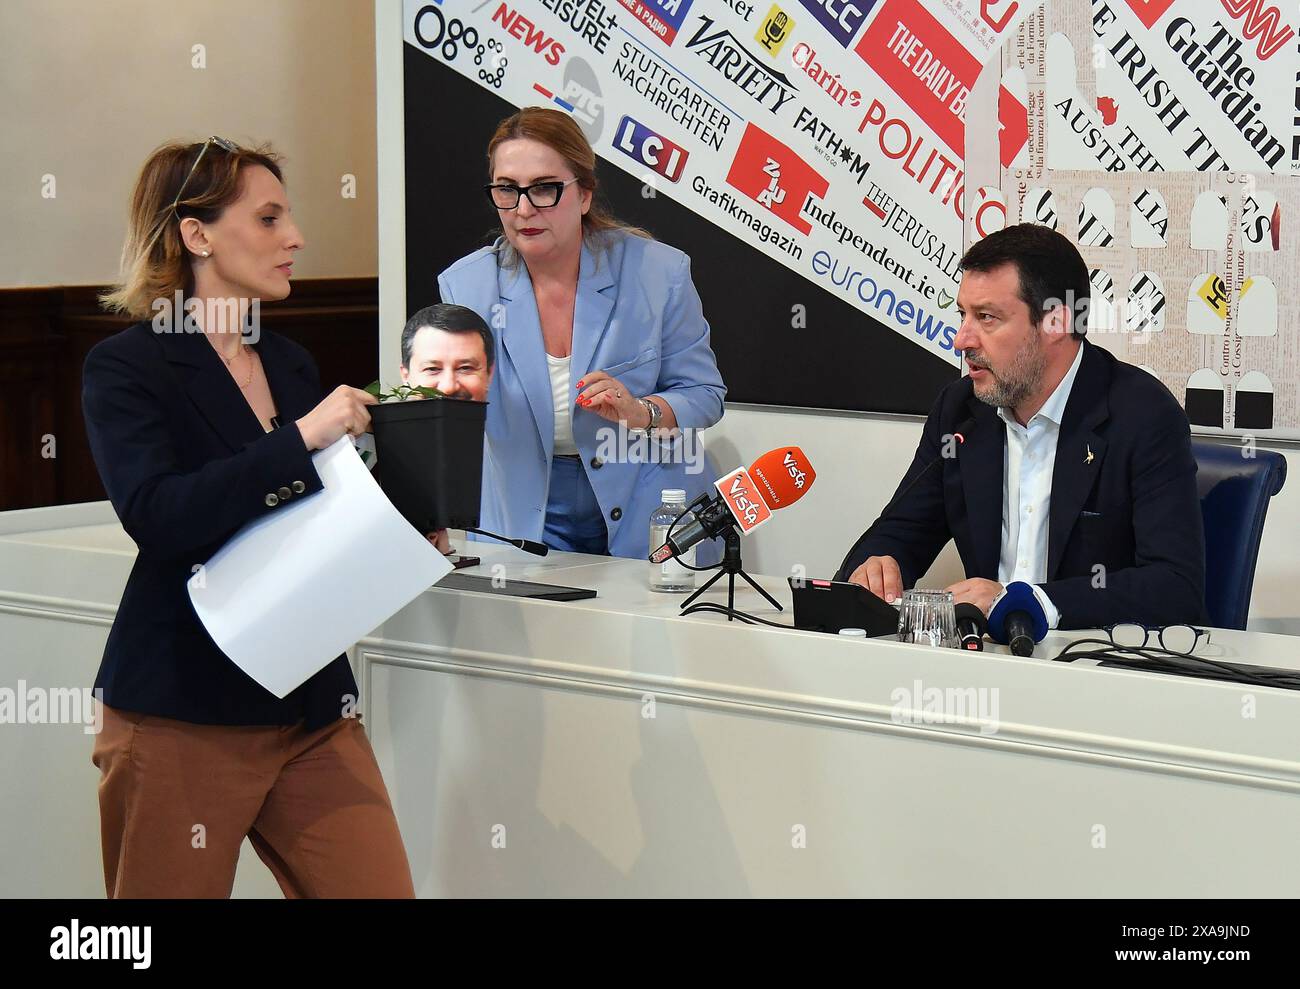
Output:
[220, 344, 255, 388]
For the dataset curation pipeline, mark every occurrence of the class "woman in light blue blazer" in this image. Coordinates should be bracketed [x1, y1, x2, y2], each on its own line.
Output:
[438, 107, 726, 565]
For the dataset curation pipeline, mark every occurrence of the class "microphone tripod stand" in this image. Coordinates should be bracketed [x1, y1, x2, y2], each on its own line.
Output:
[678, 527, 782, 620]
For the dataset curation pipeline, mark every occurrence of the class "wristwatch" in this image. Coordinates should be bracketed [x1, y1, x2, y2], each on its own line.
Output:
[638, 397, 662, 432]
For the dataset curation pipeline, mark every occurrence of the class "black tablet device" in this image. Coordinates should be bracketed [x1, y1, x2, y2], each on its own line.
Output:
[788, 577, 899, 636]
[435, 572, 596, 601]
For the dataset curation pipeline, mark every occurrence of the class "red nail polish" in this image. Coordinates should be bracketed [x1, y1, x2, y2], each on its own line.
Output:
[577, 380, 585, 388]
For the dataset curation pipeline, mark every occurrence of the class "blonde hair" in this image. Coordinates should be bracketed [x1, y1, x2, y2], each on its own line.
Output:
[486, 108, 649, 267]
[100, 140, 284, 318]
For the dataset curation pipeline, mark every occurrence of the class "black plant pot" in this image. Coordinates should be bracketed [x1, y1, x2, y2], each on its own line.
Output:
[369, 398, 487, 532]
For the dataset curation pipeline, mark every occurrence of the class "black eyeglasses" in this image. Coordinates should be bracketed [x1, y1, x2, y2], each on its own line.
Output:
[171, 136, 239, 215]
[483, 178, 579, 210]
[1104, 623, 1211, 654]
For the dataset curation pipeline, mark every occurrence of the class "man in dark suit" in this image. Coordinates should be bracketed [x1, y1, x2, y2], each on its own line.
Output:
[836, 223, 1206, 630]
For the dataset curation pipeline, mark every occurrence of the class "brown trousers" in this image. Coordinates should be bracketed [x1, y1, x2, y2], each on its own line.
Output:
[92, 704, 414, 898]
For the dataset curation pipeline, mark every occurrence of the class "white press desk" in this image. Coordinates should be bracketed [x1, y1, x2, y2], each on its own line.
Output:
[3, 503, 1300, 897]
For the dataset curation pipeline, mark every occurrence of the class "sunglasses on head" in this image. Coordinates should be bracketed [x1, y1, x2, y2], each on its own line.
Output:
[171, 136, 239, 215]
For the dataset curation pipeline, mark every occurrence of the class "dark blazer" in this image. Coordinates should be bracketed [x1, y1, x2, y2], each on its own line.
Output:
[82, 321, 356, 728]
[835, 341, 1208, 630]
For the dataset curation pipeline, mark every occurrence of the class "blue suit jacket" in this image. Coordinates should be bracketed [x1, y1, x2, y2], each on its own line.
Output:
[82, 322, 356, 727]
[438, 232, 728, 564]
[835, 341, 1208, 629]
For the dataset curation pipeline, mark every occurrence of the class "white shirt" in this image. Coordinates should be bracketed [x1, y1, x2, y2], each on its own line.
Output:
[546, 353, 579, 457]
[994, 343, 1085, 629]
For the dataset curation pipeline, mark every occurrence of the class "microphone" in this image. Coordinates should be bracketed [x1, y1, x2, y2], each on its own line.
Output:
[834, 417, 976, 581]
[465, 526, 549, 557]
[954, 602, 987, 651]
[987, 581, 1049, 656]
[649, 447, 816, 564]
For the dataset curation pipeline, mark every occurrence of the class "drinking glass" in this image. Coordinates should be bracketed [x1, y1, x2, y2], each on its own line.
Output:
[897, 589, 958, 648]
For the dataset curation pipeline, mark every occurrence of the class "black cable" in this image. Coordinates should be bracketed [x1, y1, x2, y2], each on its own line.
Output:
[676, 601, 796, 628]
[1054, 639, 1300, 690]
[1056, 639, 1250, 679]
[660, 501, 723, 574]
[1081, 649, 1300, 689]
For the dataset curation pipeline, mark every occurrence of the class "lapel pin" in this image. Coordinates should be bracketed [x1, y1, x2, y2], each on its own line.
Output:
[1085, 444, 1095, 465]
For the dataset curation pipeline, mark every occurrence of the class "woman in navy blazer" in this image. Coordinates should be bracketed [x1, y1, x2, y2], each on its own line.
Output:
[438, 108, 727, 564]
[82, 138, 412, 897]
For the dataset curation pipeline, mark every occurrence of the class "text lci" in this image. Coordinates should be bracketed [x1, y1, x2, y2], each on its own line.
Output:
[613, 115, 689, 182]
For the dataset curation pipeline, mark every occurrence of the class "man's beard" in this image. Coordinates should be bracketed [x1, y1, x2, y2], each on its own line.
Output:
[968, 334, 1047, 410]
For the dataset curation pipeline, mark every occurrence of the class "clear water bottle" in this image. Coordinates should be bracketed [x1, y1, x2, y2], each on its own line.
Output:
[649, 488, 696, 592]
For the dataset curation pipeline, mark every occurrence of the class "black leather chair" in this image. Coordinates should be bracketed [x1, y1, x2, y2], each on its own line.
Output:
[1192, 440, 1287, 630]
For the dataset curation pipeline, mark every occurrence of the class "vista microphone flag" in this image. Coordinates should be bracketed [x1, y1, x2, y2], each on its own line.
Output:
[649, 447, 816, 564]
[714, 465, 774, 535]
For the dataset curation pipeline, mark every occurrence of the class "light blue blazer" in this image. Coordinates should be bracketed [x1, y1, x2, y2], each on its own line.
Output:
[438, 231, 727, 565]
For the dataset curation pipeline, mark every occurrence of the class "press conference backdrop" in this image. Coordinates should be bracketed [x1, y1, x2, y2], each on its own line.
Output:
[402, 0, 967, 414]
[401, 0, 1300, 435]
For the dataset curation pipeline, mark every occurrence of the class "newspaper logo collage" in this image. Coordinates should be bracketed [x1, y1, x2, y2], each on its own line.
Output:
[407, 0, 1300, 437]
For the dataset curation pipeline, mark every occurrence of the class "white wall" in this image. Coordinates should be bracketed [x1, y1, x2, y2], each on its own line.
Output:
[0, 0, 377, 287]
[705, 407, 1300, 636]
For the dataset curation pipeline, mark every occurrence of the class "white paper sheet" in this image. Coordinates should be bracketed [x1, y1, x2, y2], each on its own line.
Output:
[188, 436, 451, 698]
